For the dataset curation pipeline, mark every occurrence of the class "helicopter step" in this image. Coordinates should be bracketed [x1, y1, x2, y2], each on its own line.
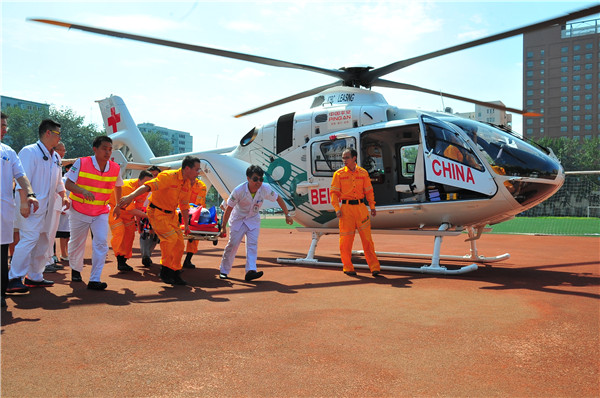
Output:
[276, 223, 482, 275]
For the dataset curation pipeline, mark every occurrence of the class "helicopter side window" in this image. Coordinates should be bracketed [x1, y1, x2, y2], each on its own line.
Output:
[240, 127, 258, 147]
[311, 137, 356, 177]
[400, 145, 418, 178]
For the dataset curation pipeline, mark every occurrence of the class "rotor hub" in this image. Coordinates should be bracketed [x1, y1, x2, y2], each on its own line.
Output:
[339, 66, 374, 88]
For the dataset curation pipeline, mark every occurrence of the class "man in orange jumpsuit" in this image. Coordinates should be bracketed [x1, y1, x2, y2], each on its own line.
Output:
[117, 156, 200, 285]
[330, 148, 381, 277]
[443, 144, 464, 163]
[182, 178, 207, 269]
[109, 170, 153, 272]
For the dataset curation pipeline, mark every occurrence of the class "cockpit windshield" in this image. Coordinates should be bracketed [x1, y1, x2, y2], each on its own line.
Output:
[444, 118, 562, 180]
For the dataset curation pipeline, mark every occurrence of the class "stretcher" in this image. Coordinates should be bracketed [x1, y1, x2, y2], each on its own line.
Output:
[180, 205, 221, 243]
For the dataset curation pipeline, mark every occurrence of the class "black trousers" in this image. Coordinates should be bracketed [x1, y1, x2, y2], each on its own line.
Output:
[1, 243, 8, 298]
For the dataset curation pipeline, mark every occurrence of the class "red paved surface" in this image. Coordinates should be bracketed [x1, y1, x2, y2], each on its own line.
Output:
[2, 230, 599, 397]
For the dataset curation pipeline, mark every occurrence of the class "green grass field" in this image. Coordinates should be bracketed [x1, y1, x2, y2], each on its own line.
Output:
[485, 217, 599, 236]
[260, 216, 600, 236]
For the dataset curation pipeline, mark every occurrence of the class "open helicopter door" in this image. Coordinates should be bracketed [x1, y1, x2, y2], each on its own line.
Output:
[418, 114, 497, 201]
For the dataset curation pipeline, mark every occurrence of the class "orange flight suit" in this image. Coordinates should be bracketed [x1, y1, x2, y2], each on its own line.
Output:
[185, 179, 207, 254]
[109, 179, 148, 258]
[330, 165, 380, 273]
[144, 169, 193, 271]
[444, 144, 479, 168]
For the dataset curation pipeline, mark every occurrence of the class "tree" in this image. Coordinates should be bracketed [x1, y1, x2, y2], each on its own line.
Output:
[50, 106, 102, 158]
[2, 107, 48, 151]
[142, 130, 173, 157]
[4, 105, 102, 158]
[206, 186, 222, 209]
[535, 137, 600, 171]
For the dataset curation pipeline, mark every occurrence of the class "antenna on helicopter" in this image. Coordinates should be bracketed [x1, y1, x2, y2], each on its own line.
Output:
[440, 91, 446, 113]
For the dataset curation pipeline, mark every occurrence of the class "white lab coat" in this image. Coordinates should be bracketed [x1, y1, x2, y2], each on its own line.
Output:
[14, 140, 64, 232]
[9, 141, 64, 281]
[0, 143, 25, 244]
[227, 182, 278, 231]
[56, 175, 70, 233]
[219, 182, 278, 275]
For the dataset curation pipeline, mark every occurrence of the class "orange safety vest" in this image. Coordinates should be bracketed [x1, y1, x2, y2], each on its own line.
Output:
[70, 156, 120, 216]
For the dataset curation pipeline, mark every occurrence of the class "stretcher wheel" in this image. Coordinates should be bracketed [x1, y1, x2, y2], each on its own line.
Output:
[213, 240, 218, 246]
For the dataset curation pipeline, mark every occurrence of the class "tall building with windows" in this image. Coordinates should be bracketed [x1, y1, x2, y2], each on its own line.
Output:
[137, 122, 193, 155]
[523, 18, 599, 140]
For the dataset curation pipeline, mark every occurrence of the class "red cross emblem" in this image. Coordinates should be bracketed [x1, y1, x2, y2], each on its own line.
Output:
[107, 107, 121, 133]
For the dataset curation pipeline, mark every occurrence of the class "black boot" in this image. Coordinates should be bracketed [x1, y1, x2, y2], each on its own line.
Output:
[171, 270, 187, 285]
[142, 257, 153, 267]
[117, 255, 133, 272]
[159, 266, 175, 284]
[182, 252, 195, 269]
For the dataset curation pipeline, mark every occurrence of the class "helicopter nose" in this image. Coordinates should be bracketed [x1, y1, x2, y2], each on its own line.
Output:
[501, 150, 564, 209]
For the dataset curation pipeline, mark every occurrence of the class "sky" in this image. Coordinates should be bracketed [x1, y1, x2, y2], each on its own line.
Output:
[2, 0, 598, 152]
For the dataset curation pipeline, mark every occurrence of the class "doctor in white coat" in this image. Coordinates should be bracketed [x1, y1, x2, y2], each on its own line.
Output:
[218, 165, 293, 281]
[7, 119, 69, 292]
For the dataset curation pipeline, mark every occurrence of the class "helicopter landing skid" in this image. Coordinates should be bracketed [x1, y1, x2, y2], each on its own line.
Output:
[354, 225, 509, 263]
[276, 224, 481, 275]
[276, 257, 478, 275]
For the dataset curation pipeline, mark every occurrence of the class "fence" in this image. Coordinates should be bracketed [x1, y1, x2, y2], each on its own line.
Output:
[520, 172, 600, 218]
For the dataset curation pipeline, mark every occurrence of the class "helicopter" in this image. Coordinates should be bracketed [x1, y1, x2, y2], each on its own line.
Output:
[29, 4, 600, 275]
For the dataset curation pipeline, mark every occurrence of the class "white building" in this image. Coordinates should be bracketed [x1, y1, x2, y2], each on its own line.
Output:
[453, 101, 513, 129]
[138, 122, 193, 155]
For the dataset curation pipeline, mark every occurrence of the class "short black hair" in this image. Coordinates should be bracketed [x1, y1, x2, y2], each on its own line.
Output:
[93, 135, 113, 148]
[1, 112, 7, 120]
[342, 148, 357, 159]
[182, 155, 200, 169]
[146, 165, 161, 173]
[38, 119, 61, 137]
[246, 165, 264, 178]
[138, 170, 153, 180]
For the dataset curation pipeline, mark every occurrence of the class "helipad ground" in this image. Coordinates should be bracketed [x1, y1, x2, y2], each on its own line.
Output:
[2, 230, 599, 397]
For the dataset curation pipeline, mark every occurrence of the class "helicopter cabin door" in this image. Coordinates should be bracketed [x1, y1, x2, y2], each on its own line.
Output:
[306, 134, 358, 212]
[417, 114, 497, 202]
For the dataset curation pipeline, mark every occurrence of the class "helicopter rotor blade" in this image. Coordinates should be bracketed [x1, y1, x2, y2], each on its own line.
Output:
[29, 6, 598, 118]
[373, 78, 541, 116]
[368, 5, 600, 82]
[28, 19, 345, 81]
[234, 81, 343, 118]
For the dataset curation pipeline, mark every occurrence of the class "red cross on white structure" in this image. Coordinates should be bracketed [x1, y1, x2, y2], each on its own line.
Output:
[107, 107, 121, 133]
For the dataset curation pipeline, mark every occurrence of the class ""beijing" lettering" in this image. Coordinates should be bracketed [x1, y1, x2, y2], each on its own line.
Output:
[310, 188, 330, 205]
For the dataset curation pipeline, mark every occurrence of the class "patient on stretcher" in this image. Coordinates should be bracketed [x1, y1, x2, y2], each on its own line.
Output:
[180, 204, 220, 235]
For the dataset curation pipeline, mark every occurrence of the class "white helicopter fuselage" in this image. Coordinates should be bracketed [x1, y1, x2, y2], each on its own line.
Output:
[100, 88, 564, 233]
[34, 7, 593, 274]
